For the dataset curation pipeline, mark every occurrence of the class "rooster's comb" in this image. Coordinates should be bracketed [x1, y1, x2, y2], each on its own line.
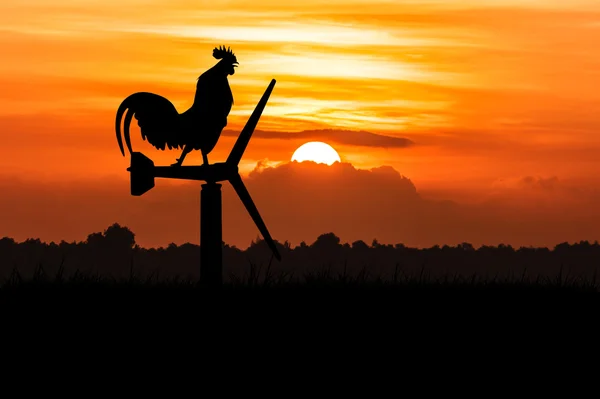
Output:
[213, 45, 236, 60]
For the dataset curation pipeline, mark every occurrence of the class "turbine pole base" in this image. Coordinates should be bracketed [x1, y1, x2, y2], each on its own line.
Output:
[200, 182, 223, 287]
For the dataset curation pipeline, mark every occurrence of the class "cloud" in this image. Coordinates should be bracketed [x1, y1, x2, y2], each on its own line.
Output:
[1, 161, 600, 250]
[519, 176, 559, 190]
[222, 128, 414, 148]
[492, 176, 560, 191]
[215, 162, 600, 248]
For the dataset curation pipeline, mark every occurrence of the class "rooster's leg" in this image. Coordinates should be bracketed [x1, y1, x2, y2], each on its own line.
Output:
[171, 145, 192, 167]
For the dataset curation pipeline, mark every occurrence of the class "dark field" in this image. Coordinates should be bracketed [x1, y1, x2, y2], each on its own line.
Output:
[3, 224, 600, 321]
[2, 264, 599, 305]
[3, 268, 599, 344]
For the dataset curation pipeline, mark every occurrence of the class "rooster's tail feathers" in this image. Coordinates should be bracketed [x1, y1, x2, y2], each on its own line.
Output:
[115, 95, 138, 156]
[123, 108, 135, 155]
[115, 92, 180, 155]
[115, 98, 127, 156]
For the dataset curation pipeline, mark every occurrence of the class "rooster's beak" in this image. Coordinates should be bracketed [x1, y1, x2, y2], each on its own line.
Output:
[233, 62, 239, 67]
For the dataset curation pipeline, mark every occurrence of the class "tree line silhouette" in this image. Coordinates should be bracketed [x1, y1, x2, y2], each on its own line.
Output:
[1, 223, 599, 282]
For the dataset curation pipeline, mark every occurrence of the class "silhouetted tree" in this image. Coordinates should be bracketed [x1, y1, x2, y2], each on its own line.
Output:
[2, 223, 600, 282]
[103, 223, 136, 250]
[352, 240, 369, 251]
[312, 233, 341, 249]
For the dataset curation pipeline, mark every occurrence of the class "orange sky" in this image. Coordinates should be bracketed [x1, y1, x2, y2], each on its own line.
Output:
[1, 1, 600, 247]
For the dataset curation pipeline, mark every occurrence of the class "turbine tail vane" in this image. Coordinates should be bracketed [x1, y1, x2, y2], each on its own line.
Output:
[226, 79, 276, 166]
[228, 173, 281, 261]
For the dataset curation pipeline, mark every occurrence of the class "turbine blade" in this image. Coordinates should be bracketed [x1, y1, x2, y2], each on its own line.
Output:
[226, 79, 276, 166]
[229, 173, 281, 261]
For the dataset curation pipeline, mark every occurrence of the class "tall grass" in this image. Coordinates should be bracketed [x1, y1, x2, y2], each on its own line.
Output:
[2, 262, 599, 293]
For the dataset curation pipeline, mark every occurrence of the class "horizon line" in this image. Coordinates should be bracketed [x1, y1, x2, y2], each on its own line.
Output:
[2, 224, 598, 252]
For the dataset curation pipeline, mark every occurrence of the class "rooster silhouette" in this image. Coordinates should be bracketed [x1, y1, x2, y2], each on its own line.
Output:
[115, 45, 237, 166]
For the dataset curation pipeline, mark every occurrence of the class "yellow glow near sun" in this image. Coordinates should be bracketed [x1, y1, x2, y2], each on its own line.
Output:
[291, 142, 341, 165]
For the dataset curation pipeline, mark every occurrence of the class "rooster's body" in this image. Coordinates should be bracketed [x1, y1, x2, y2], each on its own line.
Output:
[115, 46, 238, 166]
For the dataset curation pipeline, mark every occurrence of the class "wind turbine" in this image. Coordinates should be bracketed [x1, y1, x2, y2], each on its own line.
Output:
[124, 79, 281, 285]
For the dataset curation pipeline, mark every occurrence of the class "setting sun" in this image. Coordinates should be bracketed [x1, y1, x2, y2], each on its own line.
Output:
[291, 142, 341, 165]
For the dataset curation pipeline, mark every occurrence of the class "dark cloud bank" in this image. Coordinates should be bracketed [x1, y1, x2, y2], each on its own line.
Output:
[1, 161, 599, 253]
